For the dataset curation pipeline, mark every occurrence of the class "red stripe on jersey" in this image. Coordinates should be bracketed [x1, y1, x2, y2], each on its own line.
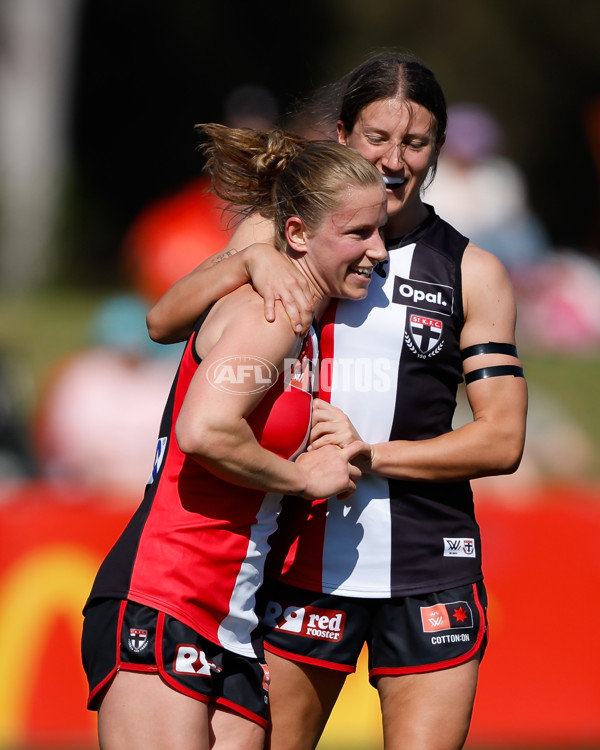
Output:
[316, 300, 338, 404]
[125, 330, 316, 651]
[266, 306, 336, 589]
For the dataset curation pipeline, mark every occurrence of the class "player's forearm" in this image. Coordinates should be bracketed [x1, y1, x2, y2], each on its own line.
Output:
[146, 247, 248, 344]
[176, 420, 308, 496]
[370, 418, 526, 483]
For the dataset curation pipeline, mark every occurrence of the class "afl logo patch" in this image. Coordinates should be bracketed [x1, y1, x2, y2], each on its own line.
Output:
[206, 355, 278, 394]
[405, 315, 443, 357]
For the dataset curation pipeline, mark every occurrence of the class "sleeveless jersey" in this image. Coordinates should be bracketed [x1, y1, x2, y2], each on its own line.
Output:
[85, 316, 318, 658]
[266, 208, 482, 598]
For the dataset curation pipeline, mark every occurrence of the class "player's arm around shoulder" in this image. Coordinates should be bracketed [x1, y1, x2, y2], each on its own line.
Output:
[146, 212, 277, 344]
[179, 285, 299, 444]
[175, 288, 363, 499]
[174, 287, 305, 490]
[460, 242, 528, 474]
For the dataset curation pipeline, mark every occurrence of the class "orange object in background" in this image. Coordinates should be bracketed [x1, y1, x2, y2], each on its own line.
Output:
[469, 485, 600, 747]
[0, 483, 134, 749]
[0, 481, 599, 749]
[122, 178, 233, 302]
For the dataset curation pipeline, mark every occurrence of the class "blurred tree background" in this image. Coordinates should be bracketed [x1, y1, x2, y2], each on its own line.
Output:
[67, 0, 599, 286]
[0, 0, 598, 288]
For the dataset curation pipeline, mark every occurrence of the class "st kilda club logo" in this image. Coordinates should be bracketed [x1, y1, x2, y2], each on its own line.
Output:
[128, 628, 149, 653]
[406, 314, 443, 357]
[392, 276, 452, 359]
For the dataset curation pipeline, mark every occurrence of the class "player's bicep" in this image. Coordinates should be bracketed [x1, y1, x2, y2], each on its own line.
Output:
[465, 368, 527, 473]
[462, 246, 518, 341]
[460, 244, 527, 437]
[465, 364, 527, 423]
[178, 309, 295, 448]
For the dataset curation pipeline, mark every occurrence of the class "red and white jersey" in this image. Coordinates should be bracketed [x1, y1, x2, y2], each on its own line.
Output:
[267, 209, 483, 598]
[85, 318, 318, 658]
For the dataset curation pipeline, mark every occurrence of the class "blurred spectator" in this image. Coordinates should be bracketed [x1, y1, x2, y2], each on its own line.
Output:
[121, 180, 232, 302]
[425, 102, 551, 271]
[0, 349, 37, 482]
[122, 83, 280, 302]
[453, 380, 596, 493]
[33, 294, 180, 499]
[513, 248, 600, 352]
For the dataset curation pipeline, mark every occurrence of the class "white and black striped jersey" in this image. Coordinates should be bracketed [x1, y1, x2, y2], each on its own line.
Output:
[267, 208, 483, 598]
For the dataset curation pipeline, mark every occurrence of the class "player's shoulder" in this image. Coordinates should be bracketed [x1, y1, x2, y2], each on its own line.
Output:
[196, 284, 296, 358]
[462, 241, 505, 271]
[211, 283, 268, 327]
[461, 242, 517, 323]
[462, 241, 511, 288]
[216, 284, 299, 352]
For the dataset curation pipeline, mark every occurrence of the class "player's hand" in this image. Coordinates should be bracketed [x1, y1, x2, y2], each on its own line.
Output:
[309, 400, 374, 477]
[309, 399, 362, 449]
[295, 441, 368, 500]
[244, 244, 314, 334]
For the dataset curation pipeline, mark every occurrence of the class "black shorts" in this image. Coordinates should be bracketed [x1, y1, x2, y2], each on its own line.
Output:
[81, 599, 270, 727]
[260, 580, 487, 683]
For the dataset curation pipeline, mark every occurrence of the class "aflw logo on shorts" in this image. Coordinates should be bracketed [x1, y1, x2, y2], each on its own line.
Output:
[264, 601, 346, 642]
[421, 601, 474, 632]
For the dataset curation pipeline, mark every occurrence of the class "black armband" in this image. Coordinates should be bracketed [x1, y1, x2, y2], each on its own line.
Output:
[461, 342, 518, 360]
[465, 365, 525, 385]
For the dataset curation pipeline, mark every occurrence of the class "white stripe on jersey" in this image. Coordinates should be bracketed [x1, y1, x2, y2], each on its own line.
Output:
[217, 328, 319, 654]
[218, 492, 282, 656]
[321, 244, 416, 596]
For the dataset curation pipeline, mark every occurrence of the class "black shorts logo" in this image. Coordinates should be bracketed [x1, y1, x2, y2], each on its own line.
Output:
[420, 601, 474, 633]
[264, 600, 346, 642]
[173, 644, 221, 677]
[127, 628, 148, 653]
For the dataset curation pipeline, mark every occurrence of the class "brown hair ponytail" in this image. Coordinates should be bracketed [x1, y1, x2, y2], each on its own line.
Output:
[196, 122, 384, 249]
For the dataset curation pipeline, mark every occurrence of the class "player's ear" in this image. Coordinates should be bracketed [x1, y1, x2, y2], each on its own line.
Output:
[434, 134, 446, 161]
[337, 120, 350, 146]
[285, 216, 308, 254]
